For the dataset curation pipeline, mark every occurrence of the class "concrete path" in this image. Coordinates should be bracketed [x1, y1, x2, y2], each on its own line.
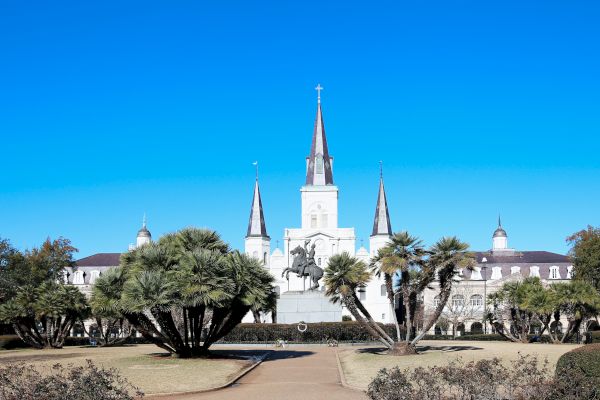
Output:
[160, 347, 366, 400]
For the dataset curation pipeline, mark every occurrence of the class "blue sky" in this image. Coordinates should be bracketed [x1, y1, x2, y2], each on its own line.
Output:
[1, 1, 599, 258]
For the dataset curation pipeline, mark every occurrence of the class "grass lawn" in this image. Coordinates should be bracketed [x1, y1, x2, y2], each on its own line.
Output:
[0, 344, 264, 395]
[338, 340, 581, 390]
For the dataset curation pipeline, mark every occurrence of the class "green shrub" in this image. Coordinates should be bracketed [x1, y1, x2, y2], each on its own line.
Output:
[220, 322, 398, 343]
[556, 343, 600, 379]
[0, 360, 143, 399]
[0, 335, 28, 350]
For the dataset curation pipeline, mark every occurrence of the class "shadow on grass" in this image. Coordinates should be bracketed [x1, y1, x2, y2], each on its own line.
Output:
[146, 349, 316, 362]
[356, 344, 483, 355]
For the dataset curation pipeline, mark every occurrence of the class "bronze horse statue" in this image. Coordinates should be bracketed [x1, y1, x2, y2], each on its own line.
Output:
[282, 245, 323, 290]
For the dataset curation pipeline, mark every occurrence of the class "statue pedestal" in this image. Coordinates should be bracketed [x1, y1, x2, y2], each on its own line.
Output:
[276, 290, 342, 323]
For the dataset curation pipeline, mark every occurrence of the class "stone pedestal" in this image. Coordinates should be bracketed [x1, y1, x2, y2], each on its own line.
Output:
[276, 290, 342, 323]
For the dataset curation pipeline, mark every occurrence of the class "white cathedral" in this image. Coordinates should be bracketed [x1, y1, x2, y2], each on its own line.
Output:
[243, 89, 404, 324]
[72, 88, 574, 333]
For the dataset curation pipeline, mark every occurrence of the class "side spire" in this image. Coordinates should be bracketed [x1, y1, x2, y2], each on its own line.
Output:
[371, 162, 392, 236]
[246, 170, 269, 238]
[305, 84, 334, 186]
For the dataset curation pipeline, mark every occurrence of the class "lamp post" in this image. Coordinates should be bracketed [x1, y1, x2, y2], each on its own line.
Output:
[481, 257, 488, 334]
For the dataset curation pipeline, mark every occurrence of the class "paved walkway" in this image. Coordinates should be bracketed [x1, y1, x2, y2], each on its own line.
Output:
[159, 347, 366, 400]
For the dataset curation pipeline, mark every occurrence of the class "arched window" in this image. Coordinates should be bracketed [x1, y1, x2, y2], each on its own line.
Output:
[549, 266, 561, 279]
[470, 267, 483, 280]
[252, 251, 258, 259]
[490, 267, 502, 280]
[72, 270, 85, 285]
[511, 266, 521, 275]
[433, 295, 441, 307]
[89, 270, 100, 284]
[566, 266, 573, 279]
[470, 294, 483, 307]
[263, 252, 268, 264]
[359, 289, 366, 301]
[530, 266, 540, 277]
[451, 294, 465, 308]
[380, 284, 386, 297]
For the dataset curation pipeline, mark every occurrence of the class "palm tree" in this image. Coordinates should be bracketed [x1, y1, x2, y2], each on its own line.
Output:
[548, 280, 600, 343]
[368, 232, 474, 355]
[92, 228, 274, 357]
[325, 252, 395, 349]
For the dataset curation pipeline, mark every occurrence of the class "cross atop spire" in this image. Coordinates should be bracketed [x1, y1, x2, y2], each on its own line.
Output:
[253, 161, 259, 181]
[246, 174, 269, 239]
[498, 214, 502, 228]
[142, 213, 147, 228]
[371, 164, 392, 237]
[315, 83, 323, 104]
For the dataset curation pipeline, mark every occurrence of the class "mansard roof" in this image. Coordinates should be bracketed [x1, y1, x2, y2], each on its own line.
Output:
[305, 102, 334, 186]
[371, 174, 392, 236]
[474, 250, 570, 264]
[246, 179, 269, 238]
[76, 253, 121, 267]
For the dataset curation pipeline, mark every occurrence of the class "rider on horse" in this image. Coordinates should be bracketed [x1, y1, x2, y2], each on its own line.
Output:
[297, 239, 316, 277]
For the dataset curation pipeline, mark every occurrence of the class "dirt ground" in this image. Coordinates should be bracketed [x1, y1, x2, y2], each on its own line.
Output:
[338, 340, 581, 390]
[0, 344, 262, 395]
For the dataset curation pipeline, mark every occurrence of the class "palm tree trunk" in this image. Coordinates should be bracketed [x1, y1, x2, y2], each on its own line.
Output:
[352, 293, 395, 345]
[344, 295, 392, 349]
[384, 274, 402, 341]
[412, 285, 453, 345]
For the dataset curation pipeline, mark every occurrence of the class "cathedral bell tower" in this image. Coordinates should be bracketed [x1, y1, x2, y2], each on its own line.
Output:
[244, 166, 270, 266]
[301, 84, 338, 231]
[369, 164, 392, 256]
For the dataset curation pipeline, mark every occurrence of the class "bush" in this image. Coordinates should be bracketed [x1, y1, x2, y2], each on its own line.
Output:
[0, 335, 28, 350]
[556, 343, 600, 380]
[62, 336, 150, 347]
[220, 322, 398, 343]
[367, 354, 552, 400]
[591, 331, 600, 343]
[0, 360, 143, 399]
[367, 353, 600, 400]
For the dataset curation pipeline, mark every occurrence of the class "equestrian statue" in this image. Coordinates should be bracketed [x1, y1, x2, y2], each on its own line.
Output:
[282, 240, 323, 290]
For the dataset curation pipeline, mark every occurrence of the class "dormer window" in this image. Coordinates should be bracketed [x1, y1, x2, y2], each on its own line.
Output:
[490, 266, 502, 280]
[566, 266, 573, 279]
[511, 266, 521, 275]
[550, 266, 561, 280]
[530, 266, 540, 277]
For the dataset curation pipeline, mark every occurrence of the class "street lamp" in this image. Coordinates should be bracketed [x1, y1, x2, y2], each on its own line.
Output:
[481, 257, 488, 334]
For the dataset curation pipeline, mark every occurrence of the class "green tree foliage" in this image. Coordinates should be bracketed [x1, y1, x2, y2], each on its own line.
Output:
[92, 228, 275, 357]
[326, 232, 474, 355]
[489, 278, 600, 343]
[568, 225, 600, 292]
[0, 237, 87, 349]
[0, 282, 90, 348]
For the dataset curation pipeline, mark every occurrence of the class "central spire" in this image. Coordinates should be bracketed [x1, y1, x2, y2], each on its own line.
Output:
[305, 84, 334, 186]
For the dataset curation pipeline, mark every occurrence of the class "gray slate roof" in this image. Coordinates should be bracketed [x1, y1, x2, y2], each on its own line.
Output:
[76, 253, 121, 267]
[305, 103, 334, 186]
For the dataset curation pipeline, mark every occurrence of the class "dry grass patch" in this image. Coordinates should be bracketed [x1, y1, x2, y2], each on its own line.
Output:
[339, 340, 581, 390]
[0, 344, 263, 395]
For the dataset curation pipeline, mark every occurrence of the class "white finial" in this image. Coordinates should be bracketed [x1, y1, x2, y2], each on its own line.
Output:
[252, 161, 258, 180]
[315, 83, 323, 104]
[379, 160, 383, 179]
[143, 213, 147, 228]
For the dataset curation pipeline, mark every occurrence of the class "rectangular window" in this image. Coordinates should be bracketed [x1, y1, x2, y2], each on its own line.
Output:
[311, 214, 317, 228]
[321, 214, 328, 228]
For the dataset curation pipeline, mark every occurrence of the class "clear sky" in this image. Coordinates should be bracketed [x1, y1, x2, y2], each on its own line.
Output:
[1, 0, 599, 258]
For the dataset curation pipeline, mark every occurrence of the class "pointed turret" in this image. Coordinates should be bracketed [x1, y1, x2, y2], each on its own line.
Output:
[305, 84, 334, 186]
[371, 166, 392, 237]
[246, 178, 269, 238]
[492, 215, 508, 251]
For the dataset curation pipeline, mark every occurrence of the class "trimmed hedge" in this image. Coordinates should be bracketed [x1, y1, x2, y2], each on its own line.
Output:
[0, 335, 28, 350]
[556, 343, 600, 383]
[220, 322, 397, 343]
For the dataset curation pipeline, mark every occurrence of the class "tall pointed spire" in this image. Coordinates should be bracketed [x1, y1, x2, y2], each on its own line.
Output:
[305, 84, 334, 186]
[246, 174, 269, 238]
[371, 162, 392, 236]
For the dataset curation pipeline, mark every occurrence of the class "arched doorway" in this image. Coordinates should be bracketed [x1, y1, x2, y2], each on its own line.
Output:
[470, 322, 483, 334]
